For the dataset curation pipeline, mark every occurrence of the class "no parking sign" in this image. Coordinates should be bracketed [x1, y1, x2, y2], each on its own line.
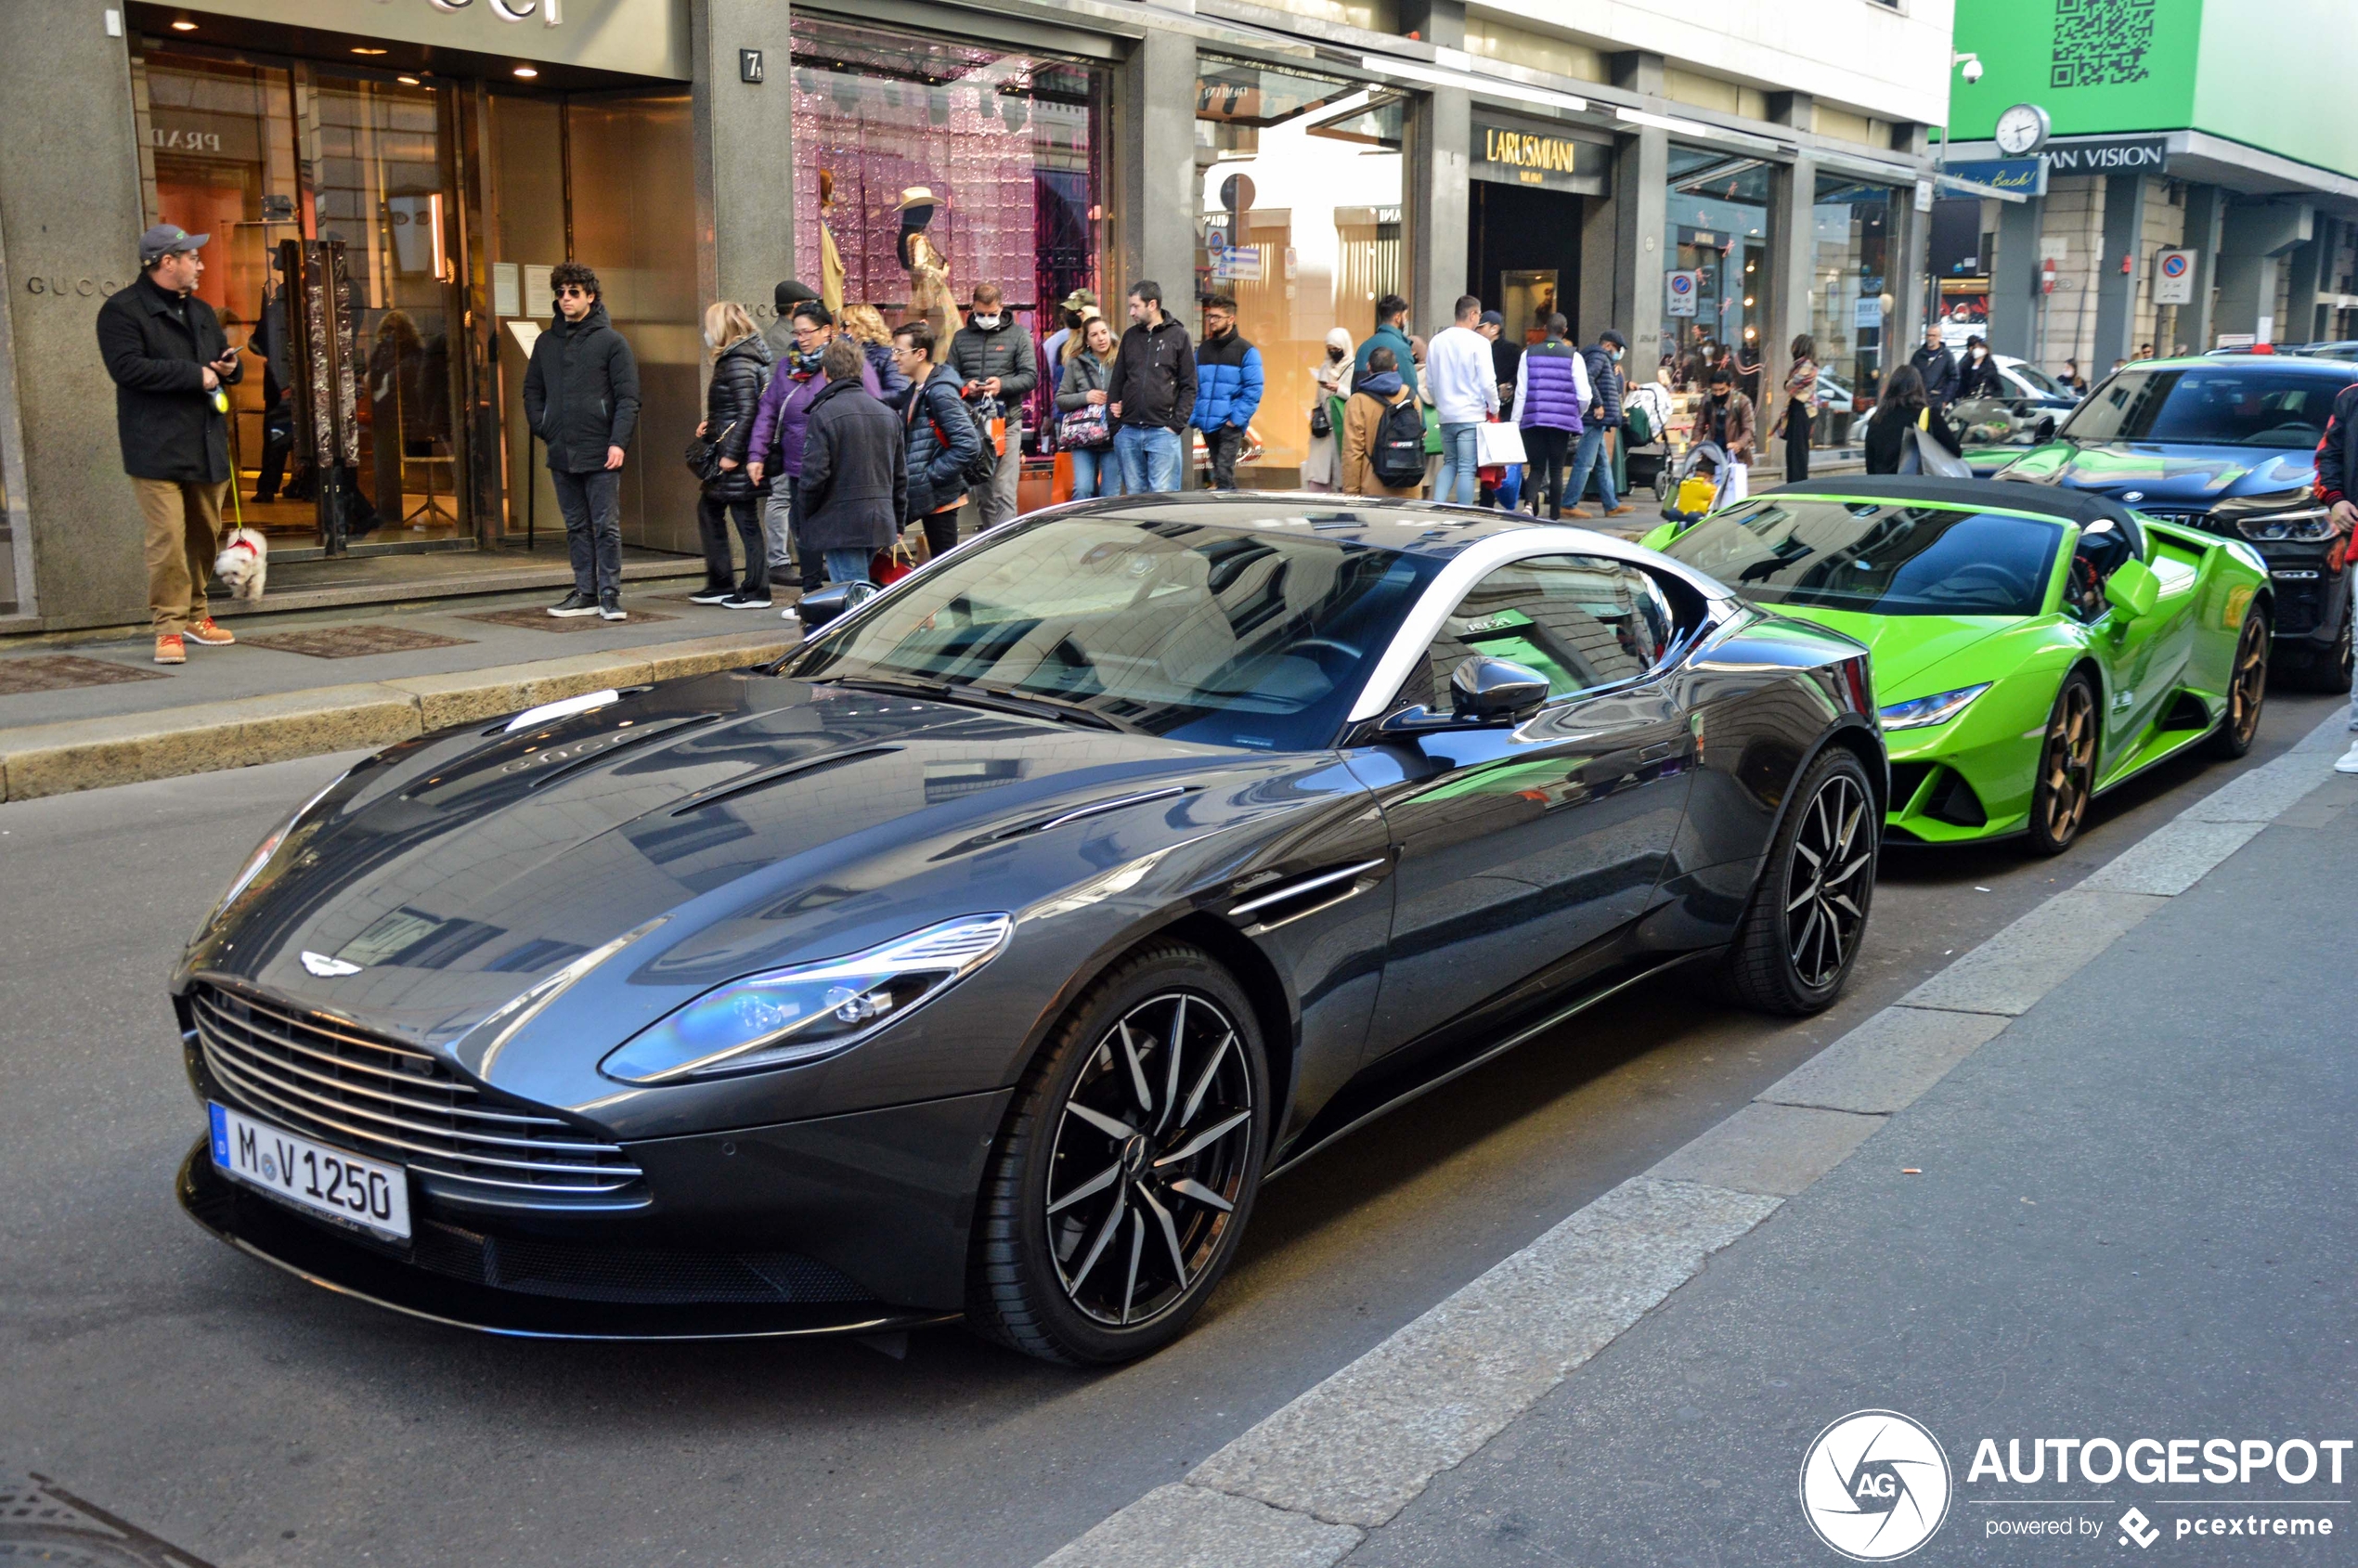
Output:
[2154, 248, 2195, 305]
[1666, 269, 1699, 317]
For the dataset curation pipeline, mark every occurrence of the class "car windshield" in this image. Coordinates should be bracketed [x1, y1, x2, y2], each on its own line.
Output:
[781, 512, 1445, 750]
[1659, 499, 2064, 616]
[2003, 359, 2070, 398]
[2060, 365, 2352, 447]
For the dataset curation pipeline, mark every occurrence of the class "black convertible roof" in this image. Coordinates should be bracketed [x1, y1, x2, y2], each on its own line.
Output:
[1765, 475, 2143, 535]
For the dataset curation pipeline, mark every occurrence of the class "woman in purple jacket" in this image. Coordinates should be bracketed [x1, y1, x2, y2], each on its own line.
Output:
[746, 302, 882, 594]
[1509, 313, 1590, 520]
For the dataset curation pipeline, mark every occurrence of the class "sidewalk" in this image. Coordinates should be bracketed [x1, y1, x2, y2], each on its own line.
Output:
[1342, 756, 2358, 1564]
[0, 583, 798, 800]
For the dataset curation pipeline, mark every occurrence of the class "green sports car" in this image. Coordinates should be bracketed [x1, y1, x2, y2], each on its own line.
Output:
[1643, 475, 2272, 852]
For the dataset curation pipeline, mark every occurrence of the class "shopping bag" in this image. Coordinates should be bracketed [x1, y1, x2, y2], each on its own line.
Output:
[1715, 462, 1748, 507]
[1474, 421, 1528, 467]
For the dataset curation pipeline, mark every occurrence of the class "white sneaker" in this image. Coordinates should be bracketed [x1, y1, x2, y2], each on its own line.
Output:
[2336, 742, 2358, 775]
[779, 606, 799, 622]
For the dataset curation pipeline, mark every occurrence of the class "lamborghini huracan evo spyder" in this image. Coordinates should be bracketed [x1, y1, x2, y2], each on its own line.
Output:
[176, 497, 1884, 1364]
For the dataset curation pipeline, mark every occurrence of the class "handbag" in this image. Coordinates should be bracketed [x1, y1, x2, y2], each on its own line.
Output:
[1907, 412, 1973, 478]
[1310, 399, 1332, 440]
[1056, 401, 1111, 450]
[684, 419, 735, 484]
[1474, 421, 1528, 467]
[871, 535, 918, 586]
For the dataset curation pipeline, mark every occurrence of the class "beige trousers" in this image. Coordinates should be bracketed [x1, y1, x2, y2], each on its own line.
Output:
[133, 477, 227, 635]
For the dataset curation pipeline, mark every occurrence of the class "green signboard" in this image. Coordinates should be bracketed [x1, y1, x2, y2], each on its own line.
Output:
[1950, 0, 2358, 183]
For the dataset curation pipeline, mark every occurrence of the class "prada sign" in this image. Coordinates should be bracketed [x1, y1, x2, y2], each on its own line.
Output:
[1473, 120, 1610, 196]
[173, 0, 689, 80]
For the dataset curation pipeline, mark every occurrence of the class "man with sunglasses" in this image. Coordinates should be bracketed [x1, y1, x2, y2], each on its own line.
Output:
[525, 261, 641, 619]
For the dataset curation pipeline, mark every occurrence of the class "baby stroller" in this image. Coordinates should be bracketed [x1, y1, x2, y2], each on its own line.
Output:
[1622, 381, 1673, 501]
[1660, 439, 1733, 524]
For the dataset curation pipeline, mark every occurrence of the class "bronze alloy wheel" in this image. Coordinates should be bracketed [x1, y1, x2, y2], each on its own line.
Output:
[2030, 673, 2098, 854]
[2207, 610, 2270, 758]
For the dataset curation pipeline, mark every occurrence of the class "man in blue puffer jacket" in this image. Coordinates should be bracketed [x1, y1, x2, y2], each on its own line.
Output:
[1191, 294, 1263, 490]
[1510, 313, 1590, 520]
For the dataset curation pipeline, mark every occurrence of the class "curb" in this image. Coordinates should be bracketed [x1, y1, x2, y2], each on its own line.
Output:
[1034, 710, 2352, 1568]
[0, 628, 792, 803]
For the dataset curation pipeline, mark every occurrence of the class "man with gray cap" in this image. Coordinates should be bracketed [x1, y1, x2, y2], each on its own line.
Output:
[97, 223, 242, 664]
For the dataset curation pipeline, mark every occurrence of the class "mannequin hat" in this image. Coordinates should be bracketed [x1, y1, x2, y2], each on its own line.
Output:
[894, 187, 945, 213]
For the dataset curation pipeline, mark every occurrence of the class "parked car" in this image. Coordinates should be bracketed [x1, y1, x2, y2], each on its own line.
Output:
[1846, 356, 2079, 473]
[1994, 353, 2358, 689]
[1645, 476, 2270, 853]
[175, 497, 1885, 1365]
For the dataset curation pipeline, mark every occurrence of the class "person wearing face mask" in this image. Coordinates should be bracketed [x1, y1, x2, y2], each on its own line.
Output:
[1955, 335, 2003, 401]
[1564, 328, 1633, 519]
[1302, 327, 1353, 492]
[949, 283, 1039, 529]
[746, 302, 881, 601]
[1698, 362, 1756, 504]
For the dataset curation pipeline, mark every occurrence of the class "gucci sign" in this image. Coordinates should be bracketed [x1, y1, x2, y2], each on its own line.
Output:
[426, 0, 563, 24]
[24, 276, 126, 299]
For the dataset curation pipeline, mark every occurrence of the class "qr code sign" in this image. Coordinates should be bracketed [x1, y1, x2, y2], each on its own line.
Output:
[2052, 0, 2157, 87]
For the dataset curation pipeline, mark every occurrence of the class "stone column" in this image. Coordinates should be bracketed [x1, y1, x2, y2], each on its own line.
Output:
[1408, 86, 1471, 339]
[690, 0, 797, 326]
[1763, 92, 1815, 456]
[1607, 52, 1669, 374]
[2091, 171, 2148, 369]
[1989, 190, 2043, 360]
[1113, 23, 1197, 484]
[1890, 126, 1932, 360]
[2179, 183, 2227, 353]
[2215, 199, 2314, 345]
[0, 0, 150, 629]
[2284, 231, 2327, 346]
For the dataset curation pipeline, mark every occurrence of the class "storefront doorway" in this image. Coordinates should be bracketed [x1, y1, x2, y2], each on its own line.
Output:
[1469, 116, 1605, 351]
[1662, 149, 1771, 391]
[133, 40, 699, 580]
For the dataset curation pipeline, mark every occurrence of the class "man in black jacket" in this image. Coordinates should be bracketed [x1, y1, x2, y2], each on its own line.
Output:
[798, 338, 908, 586]
[1910, 322, 1959, 406]
[524, 261, 641, 620]
[1107, 279, 1196, 494]
[2312, 382, 2358, 772]
[947, 283, 1037, 530]
[97, 224, 243, 665]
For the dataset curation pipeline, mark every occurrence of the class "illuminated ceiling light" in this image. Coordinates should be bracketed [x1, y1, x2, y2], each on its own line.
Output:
[352, 46, 386, 56]
[397, 74, 421, 85]
[169, 16, 197, 28]
[512, 64, 538, 78]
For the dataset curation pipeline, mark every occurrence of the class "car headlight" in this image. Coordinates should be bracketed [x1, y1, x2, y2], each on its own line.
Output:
[1878, 683, 1991, 732]
[598, 913, 1014, 1084]
[2235, 505, 2337, 542]
[197, 773, 345, 938]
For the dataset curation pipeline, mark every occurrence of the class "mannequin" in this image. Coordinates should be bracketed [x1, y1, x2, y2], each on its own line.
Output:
[818, 168, 846, 319]
[896, 186, 957, 362]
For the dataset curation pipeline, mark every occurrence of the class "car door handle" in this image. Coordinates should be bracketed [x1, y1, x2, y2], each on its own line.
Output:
[1639, 741, 1676, 762]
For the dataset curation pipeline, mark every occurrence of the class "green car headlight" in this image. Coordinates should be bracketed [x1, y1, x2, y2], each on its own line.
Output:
[1879, 683, 1991, 732]
[599, 914, 1013, 1084]
[2235, 506, 2336, 543]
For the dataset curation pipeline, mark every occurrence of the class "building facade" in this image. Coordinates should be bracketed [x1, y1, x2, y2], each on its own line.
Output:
[1941, 0, 2358, 376]
[0, 0, 1952, 630]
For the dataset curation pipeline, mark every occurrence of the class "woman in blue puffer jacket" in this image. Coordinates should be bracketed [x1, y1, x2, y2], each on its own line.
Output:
[1510, 313, 1591, 520]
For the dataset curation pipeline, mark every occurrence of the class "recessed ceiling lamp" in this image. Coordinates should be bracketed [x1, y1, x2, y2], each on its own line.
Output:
[397, 74, 421, 85]
[352, 46, 386, 56]
[169, 17, 197, 29]
[512, 65, 538, 78]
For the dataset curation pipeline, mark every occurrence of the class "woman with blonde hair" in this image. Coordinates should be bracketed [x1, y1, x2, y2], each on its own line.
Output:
[691, 299, 774, 607]
[1054, 310, 1118, 499]
[837, 303, 913, 412]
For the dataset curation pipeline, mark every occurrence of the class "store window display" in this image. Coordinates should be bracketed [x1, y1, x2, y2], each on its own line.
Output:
[1194, 59, 1406, 487]
[1810, 176, 1897, 447]
[790, 19, 1105, 441]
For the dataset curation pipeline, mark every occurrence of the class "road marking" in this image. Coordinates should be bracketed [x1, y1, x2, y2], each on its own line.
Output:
[1033, 712, 2351, 1567]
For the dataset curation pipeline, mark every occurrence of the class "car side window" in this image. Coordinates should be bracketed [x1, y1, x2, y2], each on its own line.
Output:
[1419, 554, 1675, 708]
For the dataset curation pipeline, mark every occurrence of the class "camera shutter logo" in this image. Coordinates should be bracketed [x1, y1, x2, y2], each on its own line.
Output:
[1799, 1409, 1952, 1561]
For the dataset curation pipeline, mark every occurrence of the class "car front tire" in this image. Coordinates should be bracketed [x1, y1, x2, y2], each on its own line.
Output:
[2205, 608, 2269, 758]
[1717, 745, 1876, 1016]
[2028, 670, 2100, 855]
[967, 943, 1268, 1365]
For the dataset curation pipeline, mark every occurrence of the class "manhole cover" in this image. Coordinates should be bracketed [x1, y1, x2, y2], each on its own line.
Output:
[242, 624, 474, 659]
[459, 606, 676, 633]
[0, 656, 171, 695]
[0, 1475, 215, 1568]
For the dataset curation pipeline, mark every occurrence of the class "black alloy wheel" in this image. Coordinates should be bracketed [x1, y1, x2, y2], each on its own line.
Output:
[2028, 672, 2099, 855]
[1717, 745, 1876, 1015]
[2289, 591, 2352, 693]
[2205, 610, 2270, 759]
[968, 944, 1267, 1364]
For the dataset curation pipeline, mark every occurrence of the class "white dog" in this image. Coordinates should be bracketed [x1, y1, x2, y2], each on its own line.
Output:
[214, 527, 268, 600]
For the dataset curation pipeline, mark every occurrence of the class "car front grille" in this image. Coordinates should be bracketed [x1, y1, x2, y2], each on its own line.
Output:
[191, 983, 644, 1205]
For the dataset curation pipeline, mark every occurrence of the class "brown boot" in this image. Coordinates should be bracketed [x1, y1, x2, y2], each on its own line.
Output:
[186, 616, 236, 646]
[1605, 504, 1637, 516]
[1565, 506, 1595, 520]
[154, 633, 186, 665]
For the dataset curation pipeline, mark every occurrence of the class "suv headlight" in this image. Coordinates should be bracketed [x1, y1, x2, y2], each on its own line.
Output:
[599, 914, 1014, 1083]
[1879, 683, 1991, 732]
[2235, 505, 2337, 542]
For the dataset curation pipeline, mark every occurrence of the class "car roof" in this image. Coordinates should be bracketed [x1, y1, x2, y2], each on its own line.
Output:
[1761, 476, 2144, 551]
[1035, 493, 1579, 558]
[2156, 352, 2358, 376]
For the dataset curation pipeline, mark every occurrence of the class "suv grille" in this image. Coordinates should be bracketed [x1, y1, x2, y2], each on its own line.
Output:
[192, 984, 643, 1203]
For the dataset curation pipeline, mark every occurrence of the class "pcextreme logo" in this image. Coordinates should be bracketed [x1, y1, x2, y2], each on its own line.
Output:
[1801, 1410, 1954, 1561]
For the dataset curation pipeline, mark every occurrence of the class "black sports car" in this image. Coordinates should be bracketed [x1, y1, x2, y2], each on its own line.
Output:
[175, 498, 1884, 1364]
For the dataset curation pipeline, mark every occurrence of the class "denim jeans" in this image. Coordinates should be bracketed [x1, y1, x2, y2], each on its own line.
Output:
[1436, 421, 1482, 505]
[822, 546, 874, 586]
[550, 467, 623, 602]
[1114, 424, 1182, 493]
[1068, 446, 1111, 499]
[1563, 423, 1619, 512]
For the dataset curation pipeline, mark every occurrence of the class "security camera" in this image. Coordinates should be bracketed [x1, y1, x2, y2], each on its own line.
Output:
[1958, 55, 1985, 84]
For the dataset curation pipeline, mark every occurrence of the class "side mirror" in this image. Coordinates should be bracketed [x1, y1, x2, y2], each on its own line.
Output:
[796, 579, 880, 634]
[1450, 655, 1551, 722]
[2104, 556, 2159, 621]
[2031, 413, 2056, 443]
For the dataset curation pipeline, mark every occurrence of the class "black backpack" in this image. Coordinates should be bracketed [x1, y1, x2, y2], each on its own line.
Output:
[1367, 393, 1428, 489]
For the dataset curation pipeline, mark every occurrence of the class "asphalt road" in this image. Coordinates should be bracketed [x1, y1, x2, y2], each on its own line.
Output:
[0, 689, 2339, 1568]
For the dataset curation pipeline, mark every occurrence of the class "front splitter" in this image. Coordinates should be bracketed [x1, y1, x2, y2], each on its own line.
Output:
[177, 1143, 961, 1341]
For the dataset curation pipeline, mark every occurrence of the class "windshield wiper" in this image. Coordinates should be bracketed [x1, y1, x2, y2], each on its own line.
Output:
[821, 674, 1135, 732]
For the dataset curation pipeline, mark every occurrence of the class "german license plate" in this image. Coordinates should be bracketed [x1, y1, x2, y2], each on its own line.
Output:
[209, 1102, 411, 1240]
